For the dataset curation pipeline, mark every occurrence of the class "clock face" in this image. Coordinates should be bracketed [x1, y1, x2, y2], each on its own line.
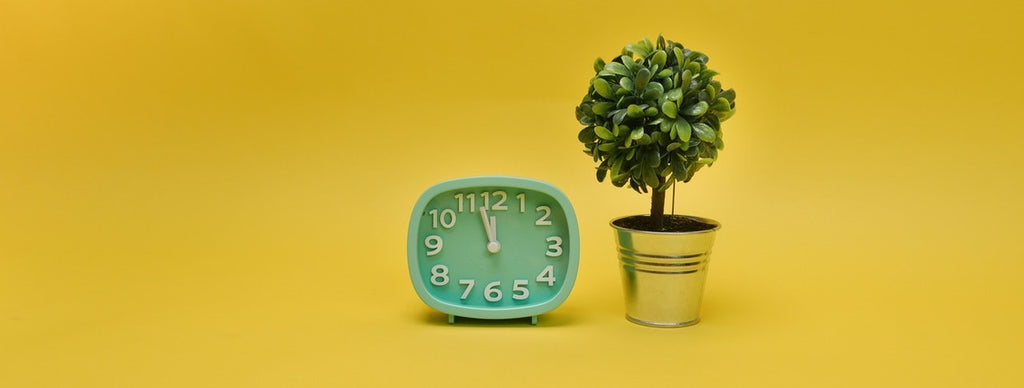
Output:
[407, 176, 579, 320]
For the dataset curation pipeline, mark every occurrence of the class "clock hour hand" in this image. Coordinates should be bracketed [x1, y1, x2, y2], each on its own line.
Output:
[479, 207, 501, 253]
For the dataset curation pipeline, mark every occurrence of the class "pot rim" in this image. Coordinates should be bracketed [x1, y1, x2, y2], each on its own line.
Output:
[609, 214, 721, 235]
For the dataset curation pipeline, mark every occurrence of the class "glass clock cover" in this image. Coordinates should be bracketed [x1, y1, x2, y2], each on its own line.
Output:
[407, 176, 580, 320]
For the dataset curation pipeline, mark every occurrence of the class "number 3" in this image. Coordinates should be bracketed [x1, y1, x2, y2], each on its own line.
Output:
[545, 236, 563, 257]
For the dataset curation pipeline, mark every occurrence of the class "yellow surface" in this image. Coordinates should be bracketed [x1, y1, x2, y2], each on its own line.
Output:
[2, 1, 1023, 386]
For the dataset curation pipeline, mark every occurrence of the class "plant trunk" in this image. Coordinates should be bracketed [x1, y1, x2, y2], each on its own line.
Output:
[650, 176, 666, 231]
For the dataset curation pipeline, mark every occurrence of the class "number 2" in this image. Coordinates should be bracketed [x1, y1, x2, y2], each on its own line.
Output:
[535, 206, 552, 226]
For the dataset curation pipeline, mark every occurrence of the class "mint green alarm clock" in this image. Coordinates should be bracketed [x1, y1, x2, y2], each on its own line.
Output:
[407, 176, 580, 325]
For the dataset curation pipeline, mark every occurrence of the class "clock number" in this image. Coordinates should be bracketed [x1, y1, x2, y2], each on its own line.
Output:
[545, 236, 563, 257]
[424, 235, 443, 256]
[491, 191, 508, 211]
[484, 281, 502, 302]
[535, 206, 552, 226]
[512, 280, 530, 300]
[430, 264, 449, 286]
[458, 279, 475, 299]
[428, 209, 456, 229]
[453, 193, 476, 213]
[481, 192, 490, 210]
[536, 265, 556, 286]
[516, 193, 526, 213]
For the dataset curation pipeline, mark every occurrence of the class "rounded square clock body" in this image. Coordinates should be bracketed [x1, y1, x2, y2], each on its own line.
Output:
[407, 176, 580, 322]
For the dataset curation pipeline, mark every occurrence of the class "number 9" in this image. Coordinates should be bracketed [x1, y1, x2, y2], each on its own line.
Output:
[425, 235, 443, 256]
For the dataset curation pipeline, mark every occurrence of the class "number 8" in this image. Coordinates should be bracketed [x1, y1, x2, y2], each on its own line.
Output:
[430, 264, 449, 286]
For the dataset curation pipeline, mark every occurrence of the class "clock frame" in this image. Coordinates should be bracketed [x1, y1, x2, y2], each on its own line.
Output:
[407, 176, 580, 324]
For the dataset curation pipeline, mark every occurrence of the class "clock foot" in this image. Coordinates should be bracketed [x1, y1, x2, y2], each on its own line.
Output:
[530, 315, 538, 325]
[448, 314, 455, 325]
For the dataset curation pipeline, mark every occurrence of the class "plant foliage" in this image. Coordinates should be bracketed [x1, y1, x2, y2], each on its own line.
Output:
[576, 36, 736, 194]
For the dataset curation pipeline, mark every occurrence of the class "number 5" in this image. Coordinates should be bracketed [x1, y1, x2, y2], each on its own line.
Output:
[512, 280, 529, 300]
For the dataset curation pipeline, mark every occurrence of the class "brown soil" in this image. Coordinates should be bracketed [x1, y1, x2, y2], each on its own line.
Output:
[612, 215, 718, 233]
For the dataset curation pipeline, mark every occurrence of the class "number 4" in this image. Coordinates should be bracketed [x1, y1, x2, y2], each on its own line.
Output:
[536, 265, 555, 286]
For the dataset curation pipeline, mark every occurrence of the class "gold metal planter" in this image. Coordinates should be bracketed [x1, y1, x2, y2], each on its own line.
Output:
[611, 215, 720, 327]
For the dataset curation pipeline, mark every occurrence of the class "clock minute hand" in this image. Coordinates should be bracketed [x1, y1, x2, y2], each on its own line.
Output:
[479, 207, 501, 253]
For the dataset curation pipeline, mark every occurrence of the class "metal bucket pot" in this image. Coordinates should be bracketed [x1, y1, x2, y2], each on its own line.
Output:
[611, 215, 720, 327]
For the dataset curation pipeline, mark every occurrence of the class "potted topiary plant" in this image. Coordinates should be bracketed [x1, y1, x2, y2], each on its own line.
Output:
[575, 36, 736, 327]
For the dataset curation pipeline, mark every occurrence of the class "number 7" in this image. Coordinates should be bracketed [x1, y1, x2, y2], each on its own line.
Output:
[459, 279, 475, 299]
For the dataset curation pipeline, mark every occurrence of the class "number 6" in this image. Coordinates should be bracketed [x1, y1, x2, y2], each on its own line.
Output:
[484, 281, 502, 302]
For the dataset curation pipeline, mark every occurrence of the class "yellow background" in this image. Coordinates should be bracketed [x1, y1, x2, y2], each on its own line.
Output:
[2, 0, 1023, 386]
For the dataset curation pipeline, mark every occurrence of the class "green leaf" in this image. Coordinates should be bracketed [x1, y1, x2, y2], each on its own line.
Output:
[651, 131, 665, 145]
[604, 62, 631, 77]
[626, 104, 644, 118]
[644, 106, 658, 117]
[651, 50, 667, 67]
[658, 178, 674, 192]
[657, 35, 666, 49]
[619, 77, 634, 92]
[673, 119, 692, 142]
[597, 143, 617, 151]
[643, 168, 659, 188]
[625, 43, 652, 58]
[592, 101, 615, 115]
[630, 127, 644, 140]
[634, 68, 652, 90]
[657, 69, 674, 79]
[698, 69, 719, 80]
[596, 168, 607, 182]
[667, 142, 682, 152]
[693, 122, 716, 142]
[662, 101, 677, 118]
[621, 55, 639, 72]
[593, 78, 614, 99]
[660, 78, 673, 91]
[719, 109, 736, 122]
[712, 97, 731, 112]
[637, 133, 652, 145]
[666, 87, 683, 101]
[660, 118, 673, 132]
[646, 148, 661, 167]
[683, 101, 709, 116]
[593, 57, 606, 73]
[673, 47, 685, 66]
[642, 82, 663, 100]
[679, 70, 692, 92]
[594, 126, 615, 140]
[612, 109, 628, 125]
[686, 61, 701, 75]
[715, 136, 724, 150]
[671, 158, 688, 180]
[719, 89, 736, 102]
[578, 126, 596, 143]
